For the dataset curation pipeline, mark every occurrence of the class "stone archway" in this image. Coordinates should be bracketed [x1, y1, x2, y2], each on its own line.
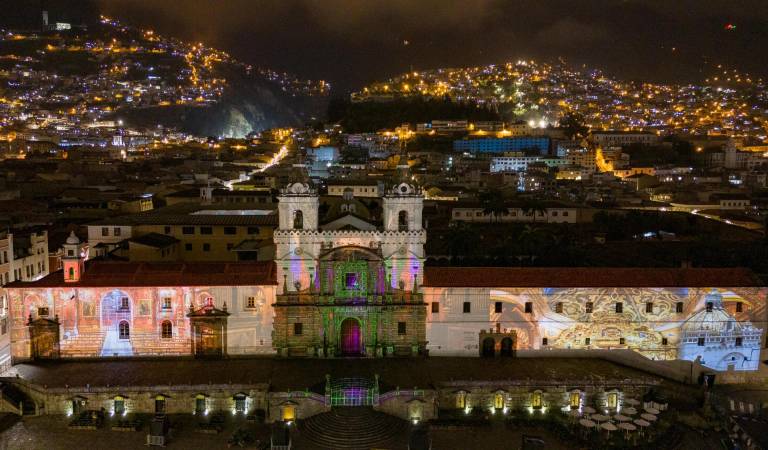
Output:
[339, 318, 363, 356]
[481, 337, 495, 357]
[500, 337, 514, 356]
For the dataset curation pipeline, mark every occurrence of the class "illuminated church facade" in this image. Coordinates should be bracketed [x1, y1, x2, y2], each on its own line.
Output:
[2, 181, 766, 373]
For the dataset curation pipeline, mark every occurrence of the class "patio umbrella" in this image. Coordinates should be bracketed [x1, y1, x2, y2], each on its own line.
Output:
[582, 406, 596, 415]
[579, 419, 596, 428]
[613, 414, 631, 422]
[621, 407, 637, 415]
[601, 421, 618, 438]
[568, 409, 581, 421]
[591, 414, 609, 422]
[644, 407, 660, 415]
[624, 399, 640, 406]
[618, 422, 637, 440]
[633, 418, 650, 436]
[640, 413, 657, 422]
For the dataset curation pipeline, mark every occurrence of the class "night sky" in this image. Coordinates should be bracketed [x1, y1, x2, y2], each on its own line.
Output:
[3, 0, 768, 91]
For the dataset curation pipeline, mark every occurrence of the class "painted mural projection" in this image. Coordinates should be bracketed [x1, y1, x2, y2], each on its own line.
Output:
[490, 287, 764, 372]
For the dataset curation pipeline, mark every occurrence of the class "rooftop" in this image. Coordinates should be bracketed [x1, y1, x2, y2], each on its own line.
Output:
[423, 267, 763, 288]
[88, 203, 278, 227]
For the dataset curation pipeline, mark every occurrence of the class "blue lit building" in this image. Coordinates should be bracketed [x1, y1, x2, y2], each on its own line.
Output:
[453, 137, 550, 155]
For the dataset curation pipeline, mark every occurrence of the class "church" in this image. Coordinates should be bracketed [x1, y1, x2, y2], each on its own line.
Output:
[2, 177, 766, 373]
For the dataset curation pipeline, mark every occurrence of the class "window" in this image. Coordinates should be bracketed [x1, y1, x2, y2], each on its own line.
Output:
[697, 337, 705, 346]
[494, 393, 504, 409]
[398, 322, 407, 335]
[155, 396, 165, 414]
[161, 321, 172, 339]
[569, 392, 580, 409]
[114, 397, 125, 415]
[120, 297, 130, 310]
[224, 226, 236, 235]
[119, 321, 130, 339]
[524, 302, 532, 314]
[185, 243, 192, 251]
[531, 391, 542, 409]
[646, 302, 653, 313]
[162, 297, 172, 309]
[615, 302, 623, 313]
[706, 302, 713, 312]
[345, 272, 359, 289]
[463, 302, 471, 313]
[456, 392, 466, 409]
[202, 243, 211, 252]
[293, 322, 303, 335]
[585, 302, 593, 313]
[293, 210, 304, 230]
[585, 337, 591, 345]
[736, 302, 743, 313]
[494, 302, 502, 313]
[619, 337, 625, 345]
[113, 227, 121, 237]
[68, 267, 75, 280]
[555, 302, 563, 313]
[562, 211, 569, 216]
[246, 296, 256, 309]
[662, 337, 668, 346]
[38, 307, 49, 317]
[195, 396, 206, 415]
[676, 302, 684, 313]
[542, 337, 548, 346]
[101, 227, 109, 236]
[398, 210, 409, 231]
[736, 337, 743, 347]
[247, 226, 260, 235]
[200, 227, 213, 235]
[164, 226, 171, 234]
[182, 226, 194, 235]
[431, 302, 439, 313]
[606, 392, 618, 409]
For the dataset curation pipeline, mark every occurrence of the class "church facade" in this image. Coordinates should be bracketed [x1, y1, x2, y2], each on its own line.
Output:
[1, 182, 766, 373]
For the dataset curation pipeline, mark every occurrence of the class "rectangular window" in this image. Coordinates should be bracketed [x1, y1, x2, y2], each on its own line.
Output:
[585, 337, 591, 345]
[619, 337, 625, 345]
[113, 227, 121, 237]
[101, 227, 109, 236]
[247, 226, 260, 235]
[345, 272, 359, 289]
[224, 226, 237, 235]
[398, 322, 407, 335]
[585, 302, 593, 313]
[542, 337, 548, 346]
[615, 302, 623, 313]
[162, 297, 172, 309]
[38, 307, 49, 317]
[524, 302, 532, 314]
[697, 337, 705, 346]
[494, 302, 502, 313]
[736, 337, 743, 347]
[203, 243, 211, 252]
[185, 243, 192, 251]
[706, 302, 713, 312]
[555, 302, 563, 313]
[662, 337, 668, 346]
[736, 302, 743, 313]
[646, 302, 653, 313]
[164, 226, 171, 234]
[246, 296, 256, 309]
[431, 302, 439, 313]
[200, 227, 213, 235]
[293, 323, 303, 335]
[182, 226, 194, 235]
[676, 302, 684, 313]
[463, 302, 471, 313]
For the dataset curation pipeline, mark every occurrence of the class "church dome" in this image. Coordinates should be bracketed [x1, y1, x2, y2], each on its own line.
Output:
[65, 231, 80, 245]
[682, 290, 743, 334]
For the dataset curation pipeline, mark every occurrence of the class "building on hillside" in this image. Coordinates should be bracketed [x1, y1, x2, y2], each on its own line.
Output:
[589, 131, 662, 147]
[453, 137, 550, 155]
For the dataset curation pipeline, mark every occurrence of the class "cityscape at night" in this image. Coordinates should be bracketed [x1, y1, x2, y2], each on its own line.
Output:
[0, 1, 768, 449]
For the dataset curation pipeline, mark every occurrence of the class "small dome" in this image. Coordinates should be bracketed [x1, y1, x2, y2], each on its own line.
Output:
[65, 231, 80, 245]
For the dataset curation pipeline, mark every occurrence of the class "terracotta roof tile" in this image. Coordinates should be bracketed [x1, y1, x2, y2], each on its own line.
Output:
[423, 267, 763, 288]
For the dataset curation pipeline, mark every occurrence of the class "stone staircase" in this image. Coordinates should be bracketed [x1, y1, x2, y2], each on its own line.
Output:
[0, 381, 36, 416]
[298, 406, 409, 450]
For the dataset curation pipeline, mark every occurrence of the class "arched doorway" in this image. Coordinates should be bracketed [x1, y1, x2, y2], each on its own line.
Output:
[100, 290, 133, 356]
[481, 337, 495, 357]
[339, 318, 362, 355]
[500, 337, 514, 356]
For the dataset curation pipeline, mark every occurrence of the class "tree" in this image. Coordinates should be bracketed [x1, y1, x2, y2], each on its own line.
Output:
[479, 189, 508, 223]
[559, 112, 588, 140]
[520, 198, 547, 223]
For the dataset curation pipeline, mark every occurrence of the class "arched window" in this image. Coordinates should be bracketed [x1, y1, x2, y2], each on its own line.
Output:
[161, 320, 172, 339]
[569, 391, 581, 409]
[68, 267, 75, 280]
[494, 393, 505, 409]
[119, 321, 130, 339]
[293, 210, 304, 230]
[113, 396, 125, 415]
[531, 391, 543, 409]
[606, 392, 618, 410]
[398, 210, 408, 231]
[456, 391, 466, 409]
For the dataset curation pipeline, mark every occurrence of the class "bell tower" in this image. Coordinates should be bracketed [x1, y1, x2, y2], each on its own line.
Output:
[62, 231, 85, 283]
[277, 180, 319, 231]
[383, 182, 423, 232]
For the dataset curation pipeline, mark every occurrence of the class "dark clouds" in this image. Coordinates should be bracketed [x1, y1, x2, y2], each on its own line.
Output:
[5, 1, 768, 90]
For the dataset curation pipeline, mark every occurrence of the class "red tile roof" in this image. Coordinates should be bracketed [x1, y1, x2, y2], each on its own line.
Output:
[423, 267, 763, 288]
[7, 261, 277, 288]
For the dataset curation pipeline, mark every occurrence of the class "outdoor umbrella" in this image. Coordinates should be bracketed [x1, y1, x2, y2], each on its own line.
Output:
[640, 413, 657, 422]
[601, 421, 618, 438]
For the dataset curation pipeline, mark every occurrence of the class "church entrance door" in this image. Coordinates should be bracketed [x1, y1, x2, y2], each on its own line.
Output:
[340, 318, 363, 355]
